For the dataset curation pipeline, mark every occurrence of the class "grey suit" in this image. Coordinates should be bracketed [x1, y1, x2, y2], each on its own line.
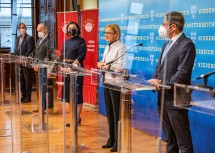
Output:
[35, 35, 53, 108]
[35, 36, 51, 61]
[153, 33, 196, 153]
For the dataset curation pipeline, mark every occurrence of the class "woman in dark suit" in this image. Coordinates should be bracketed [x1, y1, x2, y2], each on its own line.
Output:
[98, 24, 126, 152]
[61, 21, 86, 126]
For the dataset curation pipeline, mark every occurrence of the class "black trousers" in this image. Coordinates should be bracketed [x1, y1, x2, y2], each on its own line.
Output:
[158, 107, 193, 153]
[35, 72, 53, 109]
[104, 84, 120, 147]
[20, 66, 32, 99]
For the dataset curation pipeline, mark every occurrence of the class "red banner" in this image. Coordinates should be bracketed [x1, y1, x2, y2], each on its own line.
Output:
[81, 9, 98, 105]
[56, 11, 78, 52]
[56, 10, 98, 106]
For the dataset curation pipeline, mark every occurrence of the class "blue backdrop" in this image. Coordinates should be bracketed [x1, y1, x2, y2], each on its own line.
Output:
[99, 1, 215, 153]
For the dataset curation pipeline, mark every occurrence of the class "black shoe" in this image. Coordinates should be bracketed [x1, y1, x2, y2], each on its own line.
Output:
[65, 123, 70, 127]
[78, 118, 81, 126]
[21, 97, 26, 102]
[102, 144, 113, 148]
[22, 98, 31, 103]
[102, 138, 114, 148]
[65, 118, 81, 127]
[110, 146, 117, 152]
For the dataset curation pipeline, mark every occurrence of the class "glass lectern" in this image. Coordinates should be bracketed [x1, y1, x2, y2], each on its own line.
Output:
[90, 68, 156, 153]
[174, 83, 215, 116]
[61, 64, 92, 153]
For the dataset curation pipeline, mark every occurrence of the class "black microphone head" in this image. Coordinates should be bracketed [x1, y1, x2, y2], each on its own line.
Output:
[196, 76, 201, 80]
[136, 43, 143, 46]
[196, 74, 205, 80]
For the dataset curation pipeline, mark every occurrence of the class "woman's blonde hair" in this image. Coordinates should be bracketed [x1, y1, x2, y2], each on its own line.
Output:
[105, 24, 121, 40]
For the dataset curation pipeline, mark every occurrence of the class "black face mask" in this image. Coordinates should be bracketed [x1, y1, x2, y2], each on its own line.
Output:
[68, 29, 78, 37]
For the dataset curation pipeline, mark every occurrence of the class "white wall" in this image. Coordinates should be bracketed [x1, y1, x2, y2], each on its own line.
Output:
[82, 0, 97, 10]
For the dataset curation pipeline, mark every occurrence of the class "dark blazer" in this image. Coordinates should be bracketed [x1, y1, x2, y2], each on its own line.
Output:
[15, 34, 35, 56]
[153, 33, 196, 108]
[35, 35, 51, 61]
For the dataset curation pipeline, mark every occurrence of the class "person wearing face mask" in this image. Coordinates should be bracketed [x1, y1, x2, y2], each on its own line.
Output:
[148, 12, 195, 153]
[33, 23, 54, 113]
[97, 24, 126, 152]
[61, 21, 86, 126]
[15, 23, 35, 103]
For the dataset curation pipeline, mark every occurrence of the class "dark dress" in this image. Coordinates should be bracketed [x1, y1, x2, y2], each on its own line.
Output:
[61, 36, 86, 104]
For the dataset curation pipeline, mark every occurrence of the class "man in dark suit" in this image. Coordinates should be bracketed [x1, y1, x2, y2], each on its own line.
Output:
[149, 12, 196, 153]
[34, 23, 53, 113]
[15, 23, 35, 103]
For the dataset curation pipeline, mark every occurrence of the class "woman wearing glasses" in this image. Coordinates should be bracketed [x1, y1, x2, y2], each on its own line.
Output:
[97, 24, 126, 152]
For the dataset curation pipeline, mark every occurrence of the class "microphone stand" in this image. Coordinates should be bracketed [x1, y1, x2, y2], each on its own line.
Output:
[59, 43, 85, 61]
[196, 70, 215, 90]
[104, 43, 143, 66]
[1, 40, 10, 47]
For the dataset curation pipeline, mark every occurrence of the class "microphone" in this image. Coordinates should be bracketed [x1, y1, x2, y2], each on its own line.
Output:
[105, 43, 143, 66]
[58, 43, 86, 61]
[1, 40, 10, 48]
[29, 49, 36, 57]
[196, 70, 215, 80]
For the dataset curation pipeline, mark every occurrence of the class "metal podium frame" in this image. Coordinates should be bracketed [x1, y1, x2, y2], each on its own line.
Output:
[25, 61, 48, 132]
[0, 59, 6, 104]
[63, 65, 92, 153]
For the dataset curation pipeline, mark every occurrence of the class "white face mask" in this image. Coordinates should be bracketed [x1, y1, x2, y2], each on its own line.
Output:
[158, 25, 168, 38]
[38, 32, 45, 38]
[19, 29, 26, 35]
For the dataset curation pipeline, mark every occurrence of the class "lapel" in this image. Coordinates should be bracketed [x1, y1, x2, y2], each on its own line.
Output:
[16, 37, 20, 50]
[158, 33, 186, 72]
[37, 36, 48, 49]
[36, 38, 41, 48]
[21, 34, 28, 46]
[40, 36, 48, 46]
[16, 34, 27, 51]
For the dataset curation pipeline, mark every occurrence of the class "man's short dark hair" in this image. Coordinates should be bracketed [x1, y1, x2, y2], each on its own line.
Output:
[166, 11, 185, 31]
[18, 23, 26, 29]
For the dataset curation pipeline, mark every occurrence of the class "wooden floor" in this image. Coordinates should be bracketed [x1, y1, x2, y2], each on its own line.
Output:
[0, 91, 166, 153]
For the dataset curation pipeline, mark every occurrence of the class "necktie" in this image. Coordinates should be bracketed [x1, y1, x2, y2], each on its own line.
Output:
[161, 40, 173, 64]
[39, 38, 43, 46]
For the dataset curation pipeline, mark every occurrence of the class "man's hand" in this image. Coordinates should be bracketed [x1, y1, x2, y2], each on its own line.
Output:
[148, 79, 162, 90]
[34, 66, 39, 72]
[52, 49, 61, 58]
[59, 66, 71, 73]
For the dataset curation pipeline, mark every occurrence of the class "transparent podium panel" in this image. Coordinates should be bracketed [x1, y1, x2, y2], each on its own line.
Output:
[17, 61, 93, 153]
[174, 83, 215, 115]
[0, 53, 16, 152]
[11, 59, 52, 153]
[90, 68, 167, 153]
